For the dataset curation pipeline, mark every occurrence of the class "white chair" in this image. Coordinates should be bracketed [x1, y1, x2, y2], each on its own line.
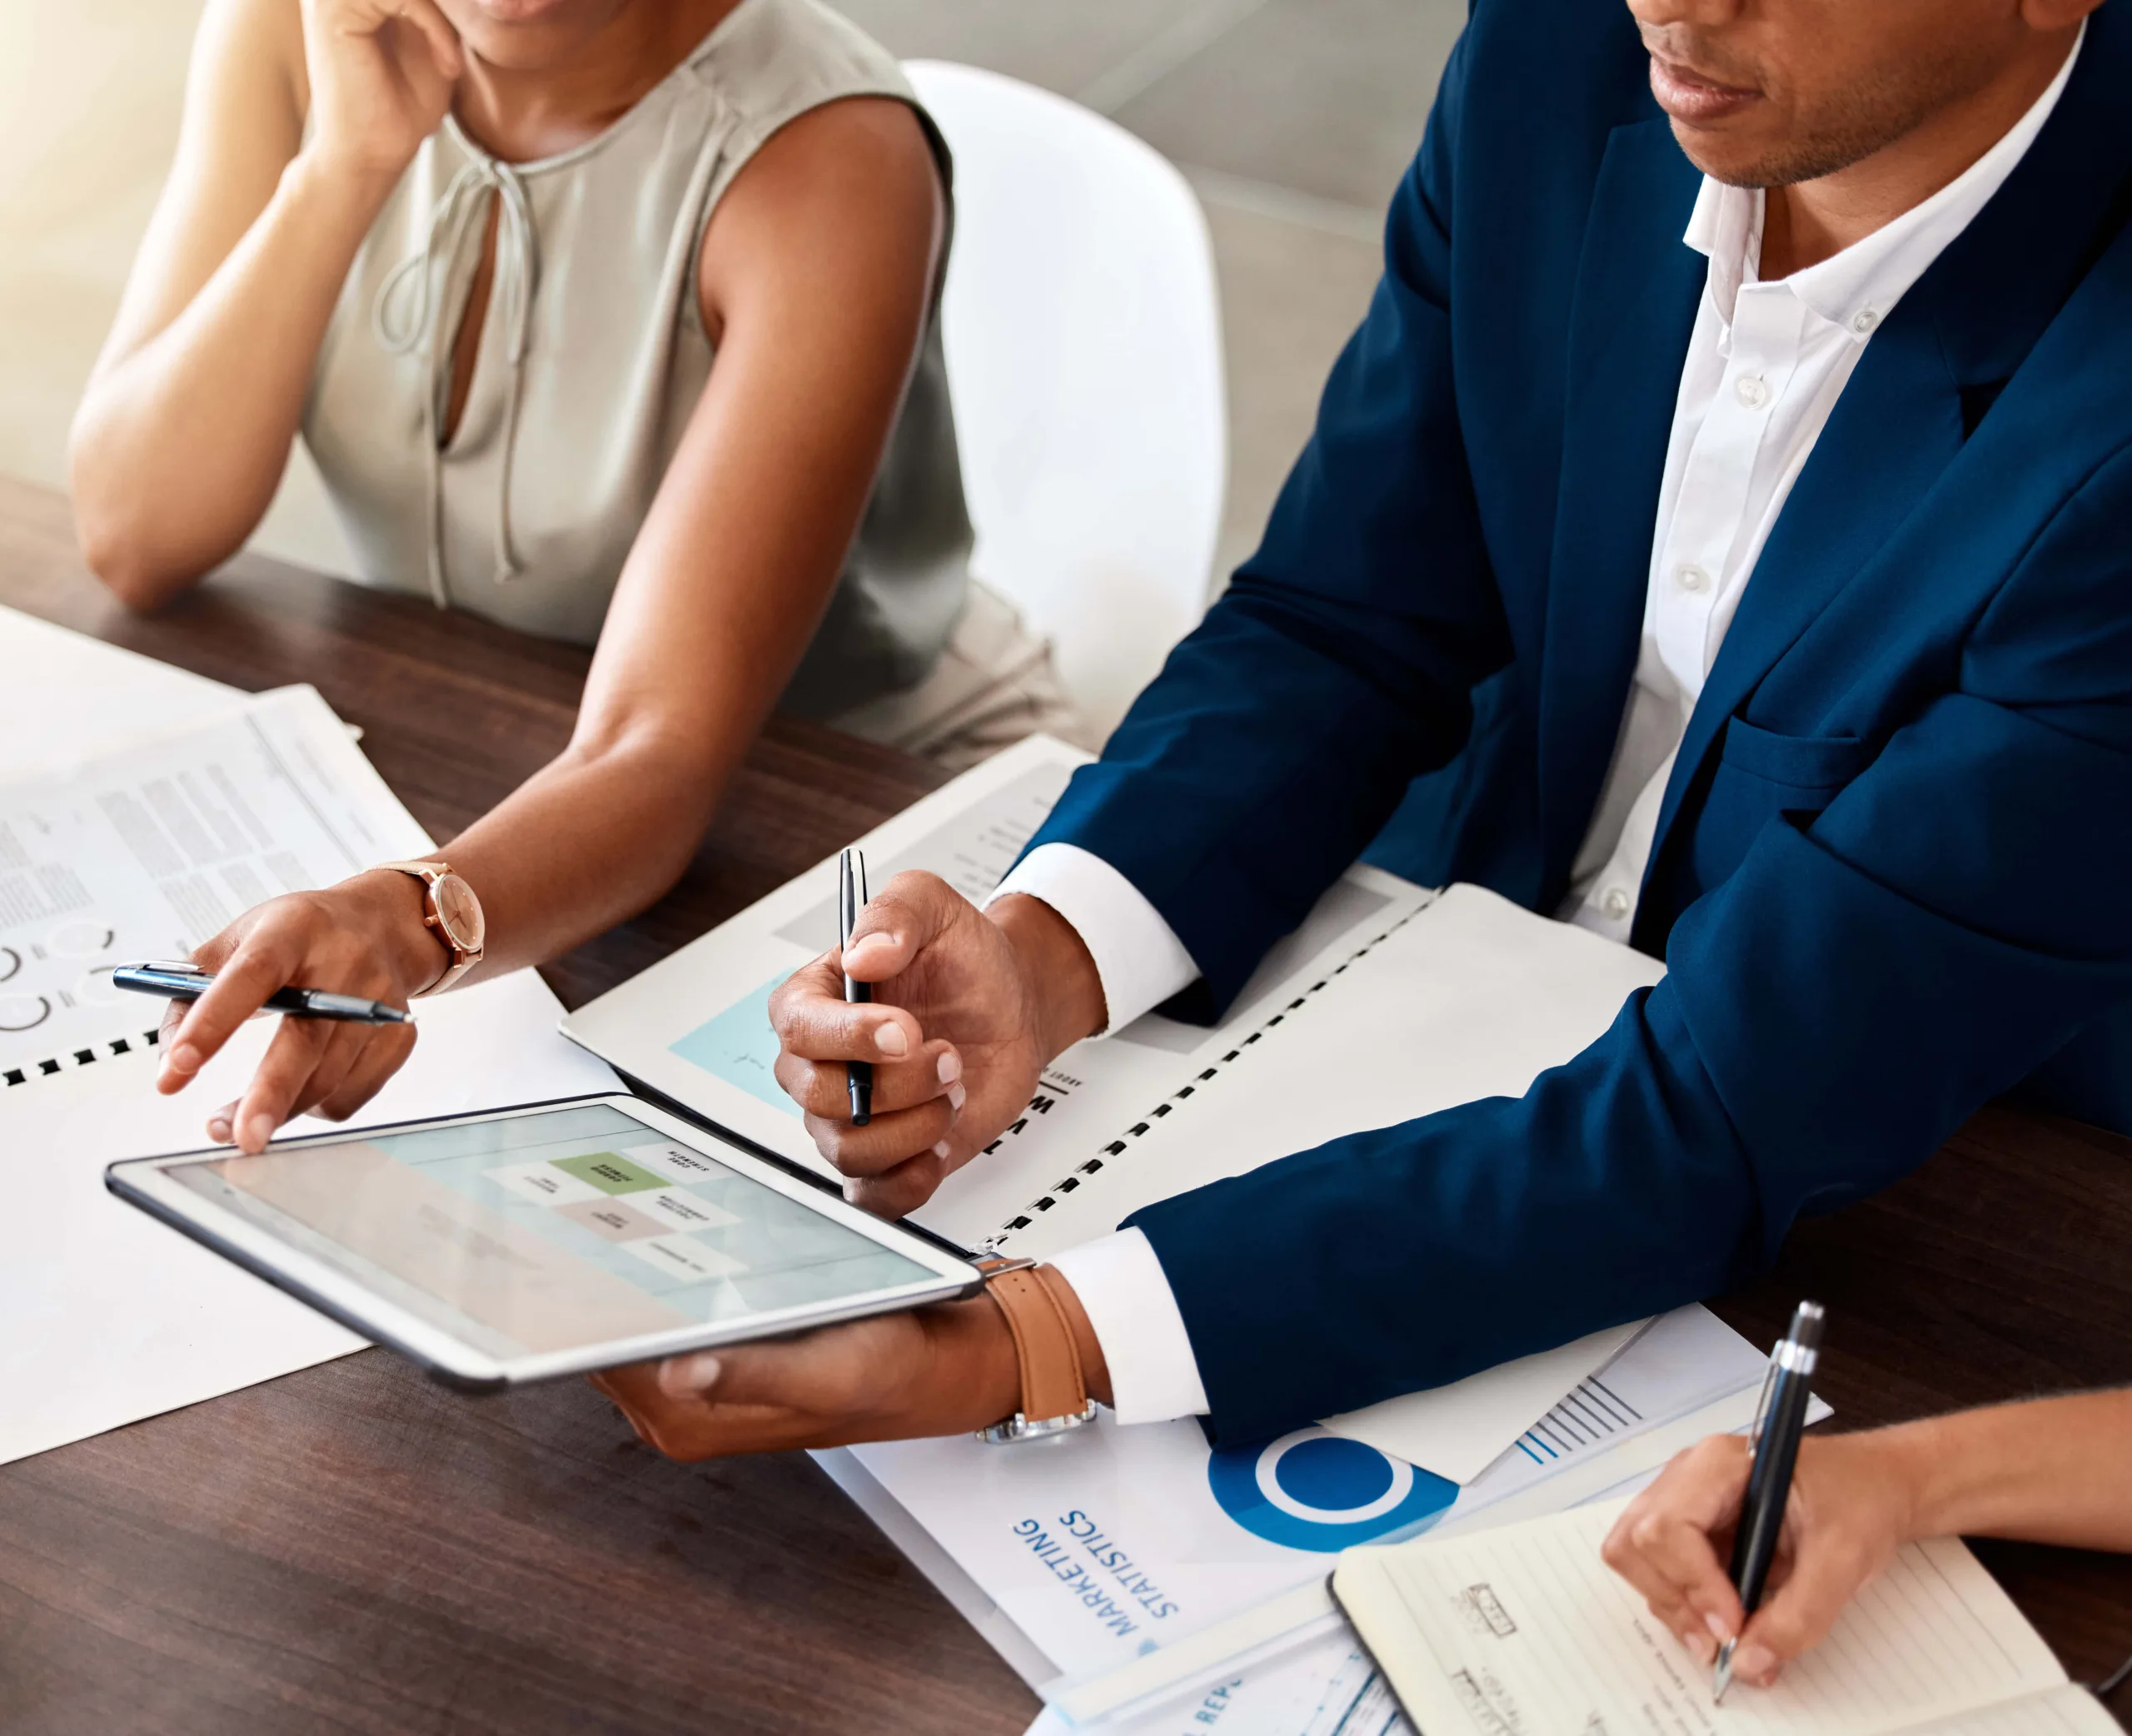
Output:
[905, 61, 1228, 742]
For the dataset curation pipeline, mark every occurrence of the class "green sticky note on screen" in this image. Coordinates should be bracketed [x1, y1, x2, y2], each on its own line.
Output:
[551, 1152, 668, 1196]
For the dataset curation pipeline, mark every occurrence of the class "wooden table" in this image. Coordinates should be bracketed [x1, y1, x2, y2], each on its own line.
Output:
[2, 475, 2127, 1732]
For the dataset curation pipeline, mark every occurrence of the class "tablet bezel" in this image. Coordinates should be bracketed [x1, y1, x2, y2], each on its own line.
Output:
[106, 1092, 986, 1392]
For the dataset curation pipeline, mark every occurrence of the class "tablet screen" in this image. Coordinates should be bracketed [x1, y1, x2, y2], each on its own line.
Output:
[161, 1102, 935, 1360]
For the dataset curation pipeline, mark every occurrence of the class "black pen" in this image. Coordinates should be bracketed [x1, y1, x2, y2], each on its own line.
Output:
[1715, 1300, 1825, 1703]
[113, 961, 412, 1026]
[839, 848, 873, 1126]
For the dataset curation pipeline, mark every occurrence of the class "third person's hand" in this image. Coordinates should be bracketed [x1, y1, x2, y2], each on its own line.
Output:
[1601, 1431, 1920, 1690]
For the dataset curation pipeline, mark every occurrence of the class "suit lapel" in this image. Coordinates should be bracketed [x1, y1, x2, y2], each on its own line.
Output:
[1535, 118, 1703, 899]
[1637, 9, 2132, 918]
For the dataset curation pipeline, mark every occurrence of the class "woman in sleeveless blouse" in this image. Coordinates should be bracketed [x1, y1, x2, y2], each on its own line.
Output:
[69, 0, 1076, 1150]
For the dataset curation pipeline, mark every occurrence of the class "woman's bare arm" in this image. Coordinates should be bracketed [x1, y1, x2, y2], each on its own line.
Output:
[68, 0, 461, 604]
[159, 93, 948, 1152]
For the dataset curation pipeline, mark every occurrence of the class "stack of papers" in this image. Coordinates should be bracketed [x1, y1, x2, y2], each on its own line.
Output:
[819, 1304, 1817, 1692]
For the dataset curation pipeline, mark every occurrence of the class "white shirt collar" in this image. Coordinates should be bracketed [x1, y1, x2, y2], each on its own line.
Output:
[1682, 22, 2085, 337]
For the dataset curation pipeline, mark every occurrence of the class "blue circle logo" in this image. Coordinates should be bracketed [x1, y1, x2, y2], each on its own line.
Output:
[1207, 1428, 1457, 1552]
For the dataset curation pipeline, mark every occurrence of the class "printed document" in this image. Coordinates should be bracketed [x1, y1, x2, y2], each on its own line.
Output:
[833, 1305, 1788, 1684]
[1, 685, 413, 1079]
[0, 614, 614, 1465]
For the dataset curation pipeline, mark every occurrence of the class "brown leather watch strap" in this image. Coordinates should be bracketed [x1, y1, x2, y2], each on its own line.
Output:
[981, 1261, 1093, 1435]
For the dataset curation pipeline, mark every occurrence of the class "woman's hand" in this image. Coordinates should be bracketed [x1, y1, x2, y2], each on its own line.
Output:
[590, 1294, 1024, 1460]
[1601, 1431, 1921, 1690]
[157, 868, 446, 1151]
[299, 0, 465, 188]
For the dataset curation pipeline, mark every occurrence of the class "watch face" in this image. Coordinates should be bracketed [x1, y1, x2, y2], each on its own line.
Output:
[431, 873, 486, 953]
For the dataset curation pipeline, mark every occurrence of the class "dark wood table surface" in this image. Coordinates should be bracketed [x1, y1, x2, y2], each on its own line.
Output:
[2, 474, 2126, 1732]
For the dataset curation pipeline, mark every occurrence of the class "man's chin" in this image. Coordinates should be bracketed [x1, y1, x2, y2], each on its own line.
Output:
[1666, 122, 1793, 191]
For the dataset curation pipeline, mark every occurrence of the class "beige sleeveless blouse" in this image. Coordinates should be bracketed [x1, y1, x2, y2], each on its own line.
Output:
[301, 0, 973, 716]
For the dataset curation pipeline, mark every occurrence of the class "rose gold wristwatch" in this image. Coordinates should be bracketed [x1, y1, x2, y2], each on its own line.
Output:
[374, 860, 486, 996]
[975, 1257, 1098, 1445]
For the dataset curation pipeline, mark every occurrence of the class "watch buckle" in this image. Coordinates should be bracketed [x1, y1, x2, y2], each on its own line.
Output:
[976, 1400, 1098, 1445]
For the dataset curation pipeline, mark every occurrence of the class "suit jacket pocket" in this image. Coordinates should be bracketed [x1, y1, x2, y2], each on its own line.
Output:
[1717, 718, 1871, 795]
[1687, 721, 1875, 897]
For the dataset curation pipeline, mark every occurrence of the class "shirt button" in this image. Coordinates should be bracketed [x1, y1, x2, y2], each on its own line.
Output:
[1851, 309, 1880, 336]
[1601, 887, 1632, 922]
[1676, 561, 1711, 594]
[1734, 373, 1770, 410]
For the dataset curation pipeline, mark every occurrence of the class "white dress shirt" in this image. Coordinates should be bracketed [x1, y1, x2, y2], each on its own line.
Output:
[1000, 37, 2078, 1425]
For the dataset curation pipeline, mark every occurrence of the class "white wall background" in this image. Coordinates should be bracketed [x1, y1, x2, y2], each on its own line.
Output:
[0, 0, 353, 574]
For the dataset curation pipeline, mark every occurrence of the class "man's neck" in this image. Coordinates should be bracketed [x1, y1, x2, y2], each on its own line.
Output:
[1760, 26, 2080, 281]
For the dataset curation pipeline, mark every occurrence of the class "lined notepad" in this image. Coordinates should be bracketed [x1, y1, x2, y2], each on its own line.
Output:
[1333, 1500, 2116, 1736]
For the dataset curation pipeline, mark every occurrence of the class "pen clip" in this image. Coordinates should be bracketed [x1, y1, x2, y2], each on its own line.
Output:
[1746, 1354, 1780, 1457]
[839, 848, 868, 948]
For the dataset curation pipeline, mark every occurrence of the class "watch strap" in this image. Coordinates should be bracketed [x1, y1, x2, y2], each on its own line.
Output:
[978, 1259, 1096, 1443]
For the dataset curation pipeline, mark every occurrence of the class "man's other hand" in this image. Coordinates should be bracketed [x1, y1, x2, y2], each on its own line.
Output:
[769, 873, 1106, 1216]
[590, 1295, 1021, 1459]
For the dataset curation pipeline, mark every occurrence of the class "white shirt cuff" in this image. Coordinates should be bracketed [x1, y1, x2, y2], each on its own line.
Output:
[1047, 1227, 1209, 1424]
[988, 843, 1199, 1034]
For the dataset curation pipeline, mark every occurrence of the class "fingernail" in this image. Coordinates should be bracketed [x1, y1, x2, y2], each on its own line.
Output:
[846, 933, 890, 965]
[875, 1023, 909, 1057]
[207, 1117, 232, 1143]
[242, 1114, 274, 1150]
[1689, 1630, 1716, 1666]
[1705, 1611, 1733, 1643]
[933, 1140, 951, 1160]
[842, 1181, 860, 1203]
[658, 1353, 721, 1397]
[1734, 1643, 1776, 1684]
[168, 1043, 200, 1075]
[937, 1051, 961, 1084]
[947, 1082, 967, 1114]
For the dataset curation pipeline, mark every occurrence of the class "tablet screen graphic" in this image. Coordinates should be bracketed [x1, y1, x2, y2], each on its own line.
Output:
[164, 1102, 930, 1358]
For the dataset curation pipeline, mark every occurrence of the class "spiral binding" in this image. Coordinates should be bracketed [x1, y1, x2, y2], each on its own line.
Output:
[987, 906, 1424, 1252]
[2, 1026, 163, 1090]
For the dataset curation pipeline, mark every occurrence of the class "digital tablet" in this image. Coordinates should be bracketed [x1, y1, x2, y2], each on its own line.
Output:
[106, 1094, 984, 1391]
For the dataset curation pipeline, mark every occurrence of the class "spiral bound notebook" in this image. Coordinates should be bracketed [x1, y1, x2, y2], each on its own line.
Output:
[0, 684, 420, 1092]
[560, 734, 1671, 1268]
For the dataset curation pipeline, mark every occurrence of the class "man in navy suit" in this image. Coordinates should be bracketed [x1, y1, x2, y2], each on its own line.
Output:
[595, 0, 2129, 1458]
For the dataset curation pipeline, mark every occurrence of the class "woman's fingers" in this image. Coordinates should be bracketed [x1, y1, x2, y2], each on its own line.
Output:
[158, 927, 296, 1093]
[311, 1022, 417, 1121]
[1602, 1437, 1751, 1657]
[1731, 1535, 1875, 1687]
[321, 0, 463, 76]
[382, 0, 464, 78]
[286, 1019, 375, 1121]
[1602, 1505, 1743, 1659]
[228, 1013, 338, 1152]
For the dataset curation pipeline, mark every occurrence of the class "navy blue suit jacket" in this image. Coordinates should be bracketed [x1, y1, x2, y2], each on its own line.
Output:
[1023, 2, 2132, 1445]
